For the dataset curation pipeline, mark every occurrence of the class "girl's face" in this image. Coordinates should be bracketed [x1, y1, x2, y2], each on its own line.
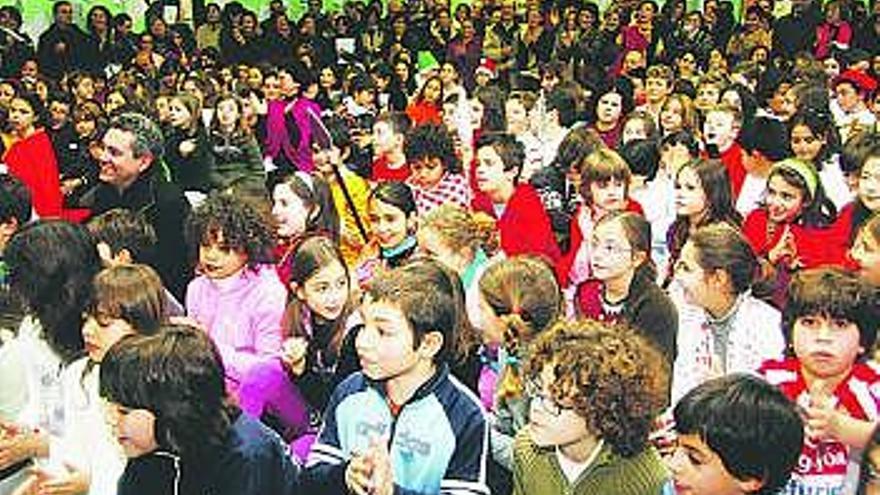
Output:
[596, 92, 623, 124]
[440, 64, 457, 86]
[272, 183, 311, 238]
[0, 83, 16, 107]
[395, 63, 410, 84]
[505, 98, 529, 135]
[859, 157, 880, 213]
[675, 166, 708, 219]
[589, 178, 627, 214]
[790, 124, 825, 163]
[368, 198, 412, 249]
[622, 118, 647, 145]
[792, 314, 862, 382]
[850, 229, 880, 286]
[81, 313, 135, 362]
[106, 404, 158, 458]
[168, 98, 193, 128]
[589, 219, 638, 283]
[7, 98, 35, 132]
[677, 53, 697, 75]
[422, 78, 442, 104]
[297, 260, 349, 321]
[216, 99, 240, 129]
[319, 68, 336, 89]
[660, 99, 684, 134]
[199, 231, 248, 280]
[765, 174, 805, 224]
[674, 241, 714, 308]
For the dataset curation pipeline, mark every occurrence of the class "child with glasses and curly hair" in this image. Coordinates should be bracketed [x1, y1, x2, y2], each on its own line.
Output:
[513, 318, 671, 495]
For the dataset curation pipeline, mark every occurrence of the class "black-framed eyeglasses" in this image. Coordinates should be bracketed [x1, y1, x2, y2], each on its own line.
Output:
[525, 378, 573, 417]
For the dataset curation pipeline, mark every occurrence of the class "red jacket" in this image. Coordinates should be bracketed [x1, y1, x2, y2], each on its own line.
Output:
[4, 130, 63, 218]
[475, 183, 560, 265]
[704, 141, 747, 199]
[742, 208, 848, 268]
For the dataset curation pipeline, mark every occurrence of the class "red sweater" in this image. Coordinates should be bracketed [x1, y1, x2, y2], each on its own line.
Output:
[476, 184, 561, 265]
[4, 130, 63, 218]
[371, 156, 411, 183]
[705, 142, 747, 199]
[742, 209, 848, 268]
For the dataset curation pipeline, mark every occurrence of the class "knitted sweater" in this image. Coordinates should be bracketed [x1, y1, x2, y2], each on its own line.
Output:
[512, 431, 669, 495]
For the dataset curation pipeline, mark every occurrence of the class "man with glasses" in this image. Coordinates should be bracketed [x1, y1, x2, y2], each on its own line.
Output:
[512, 318, 671, 495]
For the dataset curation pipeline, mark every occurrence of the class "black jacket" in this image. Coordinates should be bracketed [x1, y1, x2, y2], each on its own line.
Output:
[90, 166, 192, 299]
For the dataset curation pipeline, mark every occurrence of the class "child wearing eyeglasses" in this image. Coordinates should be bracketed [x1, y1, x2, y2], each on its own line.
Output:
[575, 211, 677, 363]
[512, 318, 670, 495]
[758, 267, 880, 495]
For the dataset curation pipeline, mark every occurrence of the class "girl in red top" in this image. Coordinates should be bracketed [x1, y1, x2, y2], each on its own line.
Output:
[743, 158, 842, 270]
[404, 75, 443, 126]
[3, 92, 63, 218]
[558, 148, 643, 288]
[743, 159, 843, 307]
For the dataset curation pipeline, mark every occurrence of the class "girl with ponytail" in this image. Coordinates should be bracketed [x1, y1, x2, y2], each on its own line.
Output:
[477, 256, 562, 472]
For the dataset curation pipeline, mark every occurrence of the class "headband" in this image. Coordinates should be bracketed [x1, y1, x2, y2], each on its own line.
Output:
[294, 171, 314, 196]
[771, 158, 819, 199]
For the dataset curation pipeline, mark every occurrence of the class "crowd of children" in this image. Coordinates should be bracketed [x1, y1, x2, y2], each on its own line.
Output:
[0, 0, 878, 493]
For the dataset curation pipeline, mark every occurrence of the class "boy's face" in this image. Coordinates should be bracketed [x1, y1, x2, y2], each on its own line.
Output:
[526, 364, 590, 449]
[82, 313, 135, 362]
[356, 298, 426, 381]
[703, 111, 738, 151]
[475, 145, 516, 197]
[850, 229, 880, 286]
[835, 81, 862, 114]
[105, 403, 158, 458]
[669, 433, 761, 495]
[645, 76, 670, 104]
[372, 121, 400, 157]
[792, 314, 863, 381]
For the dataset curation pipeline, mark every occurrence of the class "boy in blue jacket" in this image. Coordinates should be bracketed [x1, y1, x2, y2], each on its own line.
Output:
[302, 258, 489, 495]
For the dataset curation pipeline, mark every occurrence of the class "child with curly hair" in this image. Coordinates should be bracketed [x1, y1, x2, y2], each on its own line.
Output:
[513, 318, 670, 494]
[185, 193, 287, 394]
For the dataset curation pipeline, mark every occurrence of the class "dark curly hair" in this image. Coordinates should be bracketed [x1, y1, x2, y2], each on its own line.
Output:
[185, 192, 276, 270]
[524, 318, 669, 457]
[403, 123, 461, 174]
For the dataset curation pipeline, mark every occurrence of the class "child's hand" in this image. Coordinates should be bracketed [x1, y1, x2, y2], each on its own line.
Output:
[281, 337, 308, 376]
[30, 462, 90, 495]
[768, 225, 797, 265]
[367, 437, 394, 495]
[179, 139, 197, 157]
[804, 396, 839, 442]
[0, 423, 45, 470]
[345, 451, 373, 495]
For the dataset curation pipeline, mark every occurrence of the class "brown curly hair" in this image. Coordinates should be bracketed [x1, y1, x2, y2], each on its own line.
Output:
[524, 318, 670, 457]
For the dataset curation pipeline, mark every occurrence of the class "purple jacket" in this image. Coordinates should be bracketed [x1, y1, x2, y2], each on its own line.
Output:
[186, 264, 287, 391]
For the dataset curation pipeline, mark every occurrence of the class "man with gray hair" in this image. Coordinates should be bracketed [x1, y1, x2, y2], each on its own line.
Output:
[90, 112, 191, 298]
